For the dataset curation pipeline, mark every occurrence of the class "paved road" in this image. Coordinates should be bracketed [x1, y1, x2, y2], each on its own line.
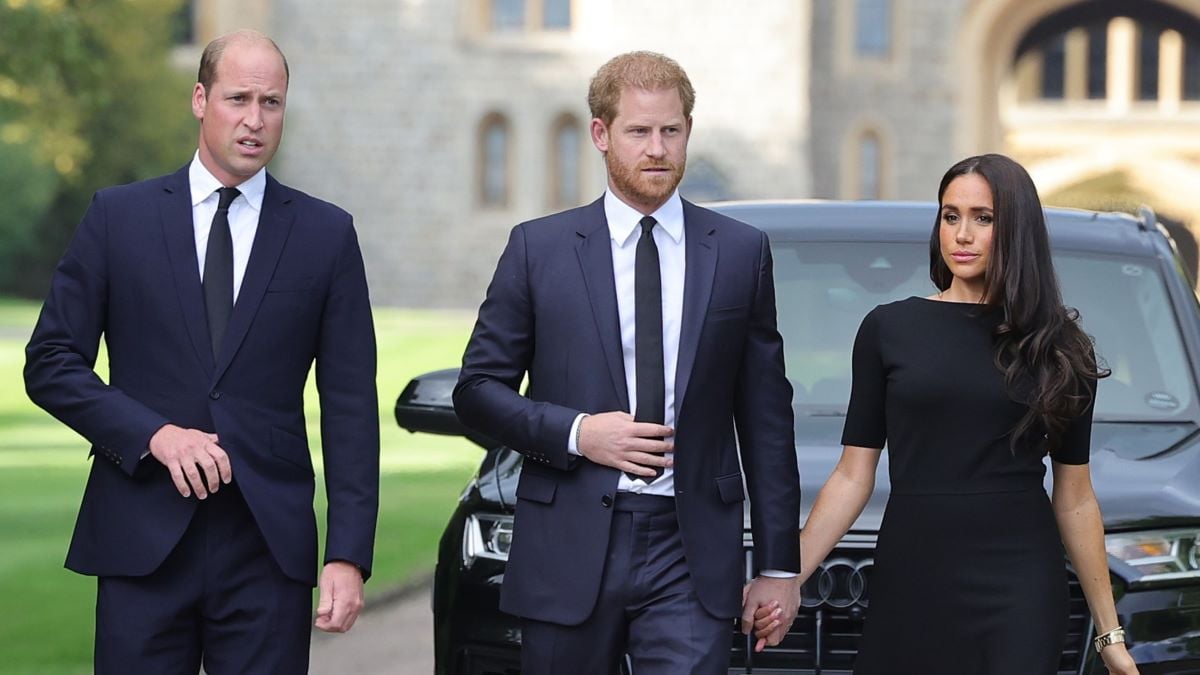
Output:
[310, 584, 434, 674]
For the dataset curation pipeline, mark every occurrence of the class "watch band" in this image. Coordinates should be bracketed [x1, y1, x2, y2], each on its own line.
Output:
[1093, 626, 1126, 652]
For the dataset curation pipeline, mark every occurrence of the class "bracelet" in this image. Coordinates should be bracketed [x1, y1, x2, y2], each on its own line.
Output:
[1093, 626, 1126, 653]
[574, 414, 588, 452]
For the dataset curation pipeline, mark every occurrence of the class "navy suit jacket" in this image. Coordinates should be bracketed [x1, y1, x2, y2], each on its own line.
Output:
[454, 197, 801, 623]
[24, 164, 380, 586]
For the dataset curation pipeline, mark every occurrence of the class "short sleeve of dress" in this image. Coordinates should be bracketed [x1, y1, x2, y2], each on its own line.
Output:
[841, 309, 887, 449]
[1051, 376, 1097, 465]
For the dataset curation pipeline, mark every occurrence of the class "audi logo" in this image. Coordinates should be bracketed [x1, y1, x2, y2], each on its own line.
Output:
[800, 557, 873, 609]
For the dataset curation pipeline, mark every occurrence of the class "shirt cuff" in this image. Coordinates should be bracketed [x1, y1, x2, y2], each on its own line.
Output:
[567, 413, 586, 456]
[759, 569, 798, 579]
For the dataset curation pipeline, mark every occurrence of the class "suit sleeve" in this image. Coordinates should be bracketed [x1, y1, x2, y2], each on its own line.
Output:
[453, 224, 578, 470]
[24, 192, 170, 475]
[315, 219, 381, 579]
[734, 231, 802, 573]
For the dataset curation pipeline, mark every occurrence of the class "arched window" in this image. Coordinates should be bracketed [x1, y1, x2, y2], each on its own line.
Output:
[549, 115, 582, 209]
[858, 132, 882, 200]
[479, 113, 511, 207]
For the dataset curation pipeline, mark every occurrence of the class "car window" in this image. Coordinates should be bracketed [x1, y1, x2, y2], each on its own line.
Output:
[771, 241, 1196, 421]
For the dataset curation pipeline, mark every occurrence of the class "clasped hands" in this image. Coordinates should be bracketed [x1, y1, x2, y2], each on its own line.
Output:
[742, 576, 801, 652]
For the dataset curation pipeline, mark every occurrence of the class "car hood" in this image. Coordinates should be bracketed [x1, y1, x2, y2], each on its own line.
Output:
[483, 419, 1200, 532]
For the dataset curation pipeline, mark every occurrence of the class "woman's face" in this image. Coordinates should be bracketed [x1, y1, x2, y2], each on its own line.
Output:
[939, 173, 995, 299]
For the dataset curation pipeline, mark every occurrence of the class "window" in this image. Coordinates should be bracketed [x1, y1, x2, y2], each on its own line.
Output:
[1140, 25, 1162, 101]
[543, 0, 570, 30]
[1087, 23, 1108, 99]
[1186, 38, 1200, 100]
[490, 0, 525, 31]
[858, 133, 881, 200]
[1042, 33, 1066, 99]
[550, 116, 582, 209]
[170, 0, 195, 45]
[855, 0, 891, 57]
[1017, 4, 1200, 104]
[479, 114, 511, 207]
[484, 0, 571, 33]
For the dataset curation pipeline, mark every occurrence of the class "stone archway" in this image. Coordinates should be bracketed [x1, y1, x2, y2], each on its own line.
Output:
[954, 0, 1200, 155]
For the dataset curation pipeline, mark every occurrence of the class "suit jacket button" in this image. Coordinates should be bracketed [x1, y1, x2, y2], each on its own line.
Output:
[209, 391, 221, 400]
[601, 494, 613, 508]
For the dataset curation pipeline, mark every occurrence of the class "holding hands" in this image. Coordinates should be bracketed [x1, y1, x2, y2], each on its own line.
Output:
[742, 575, 801, 653]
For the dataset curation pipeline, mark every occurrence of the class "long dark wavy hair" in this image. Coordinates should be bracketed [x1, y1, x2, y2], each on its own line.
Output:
[929, 154, 1109, 453]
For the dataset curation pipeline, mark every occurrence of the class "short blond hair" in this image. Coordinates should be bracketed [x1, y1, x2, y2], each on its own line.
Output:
[198, 29, 289, 93]
[587, 51, 695, 125]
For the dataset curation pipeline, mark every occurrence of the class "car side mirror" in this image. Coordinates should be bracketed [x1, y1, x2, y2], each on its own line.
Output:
[394, 368, 498, 450]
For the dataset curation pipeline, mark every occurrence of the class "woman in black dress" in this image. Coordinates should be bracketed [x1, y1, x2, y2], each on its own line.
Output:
[754, 154, 1138, 674]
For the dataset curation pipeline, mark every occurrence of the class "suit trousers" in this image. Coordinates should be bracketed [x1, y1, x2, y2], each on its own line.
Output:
[520, 493, 732, 675]
[94, 481, 311, 674]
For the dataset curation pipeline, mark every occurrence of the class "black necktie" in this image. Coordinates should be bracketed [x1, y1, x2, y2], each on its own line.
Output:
[203, 187, 240, 357]
[631, 215, 666, 482]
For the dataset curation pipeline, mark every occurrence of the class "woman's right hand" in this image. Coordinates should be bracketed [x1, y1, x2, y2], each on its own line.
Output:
[752, 576, 805, 640]
[1099, 643, 1138, 675]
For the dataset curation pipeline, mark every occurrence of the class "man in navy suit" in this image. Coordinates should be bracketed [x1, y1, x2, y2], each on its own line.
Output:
[454, 51, 801, 674]
[24, 30, 379, 673]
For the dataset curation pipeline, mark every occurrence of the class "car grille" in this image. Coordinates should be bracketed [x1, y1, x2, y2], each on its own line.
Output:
[731, 538, 1091, 674]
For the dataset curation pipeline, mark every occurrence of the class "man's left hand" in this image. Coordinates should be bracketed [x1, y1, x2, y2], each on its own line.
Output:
[741, 575, 800, 652]
[314, 561, 365, 633]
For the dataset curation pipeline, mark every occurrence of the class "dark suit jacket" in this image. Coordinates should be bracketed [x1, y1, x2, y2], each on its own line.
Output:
[24, 164, 380, 586]
[454, 197, 800, 623]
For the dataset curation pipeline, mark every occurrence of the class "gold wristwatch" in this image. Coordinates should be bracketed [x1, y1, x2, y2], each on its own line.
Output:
[1093, 626, 1126, 652]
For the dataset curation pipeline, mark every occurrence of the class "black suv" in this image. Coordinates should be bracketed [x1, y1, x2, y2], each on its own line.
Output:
[396, 201, 1200, 675]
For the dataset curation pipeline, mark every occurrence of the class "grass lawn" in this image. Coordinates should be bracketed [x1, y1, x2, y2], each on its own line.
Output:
[0, 297, 481, 673]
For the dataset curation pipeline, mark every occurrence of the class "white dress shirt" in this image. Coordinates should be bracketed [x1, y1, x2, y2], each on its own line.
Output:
[188, 152, 266, 302]
[568, 190, 685, 497]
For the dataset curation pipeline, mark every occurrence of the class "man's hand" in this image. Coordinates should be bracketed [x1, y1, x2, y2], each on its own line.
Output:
[577, 412, 673, 477]
[315, 561, 365, 633]
[742, 575, 800, 652]
[148, 424, 232, 499]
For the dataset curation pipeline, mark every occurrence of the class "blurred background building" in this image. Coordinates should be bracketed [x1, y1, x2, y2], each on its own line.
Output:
[177, 0, 1200, 306]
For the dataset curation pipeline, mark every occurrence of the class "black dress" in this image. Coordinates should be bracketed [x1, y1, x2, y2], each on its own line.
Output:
[842, 297, 1093, 675]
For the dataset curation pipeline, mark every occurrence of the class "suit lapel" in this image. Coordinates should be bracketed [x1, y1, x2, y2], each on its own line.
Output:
[212, 174, 294, 383]
[160, 166, 215, 373]
[575, 198, 630, 412]
[675, 200, 718, 411]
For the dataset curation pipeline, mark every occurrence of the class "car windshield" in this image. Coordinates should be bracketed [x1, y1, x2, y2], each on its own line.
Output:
[772, 241, 1196, 421]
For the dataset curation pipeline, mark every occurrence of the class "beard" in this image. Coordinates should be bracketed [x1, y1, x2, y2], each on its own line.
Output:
[606, 152, 686, 210]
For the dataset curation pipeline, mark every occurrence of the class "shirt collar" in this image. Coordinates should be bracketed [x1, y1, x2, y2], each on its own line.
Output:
[188, 151, 267, 212]
[604, 189, 684, 248]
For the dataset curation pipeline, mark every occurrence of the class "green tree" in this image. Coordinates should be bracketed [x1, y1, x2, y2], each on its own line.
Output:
[0, 0, 195, 296]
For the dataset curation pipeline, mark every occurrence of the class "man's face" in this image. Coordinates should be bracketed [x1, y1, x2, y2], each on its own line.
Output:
[591, 86, 691, 215]
[192, 41, 288, 187]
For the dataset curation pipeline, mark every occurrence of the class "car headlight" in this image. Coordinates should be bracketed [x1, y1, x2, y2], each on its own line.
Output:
[463, 513, 514, 567]
[1105, 529, 1200, 587]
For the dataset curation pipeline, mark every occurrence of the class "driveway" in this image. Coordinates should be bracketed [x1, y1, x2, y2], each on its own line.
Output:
[310, 582, 434, 674]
